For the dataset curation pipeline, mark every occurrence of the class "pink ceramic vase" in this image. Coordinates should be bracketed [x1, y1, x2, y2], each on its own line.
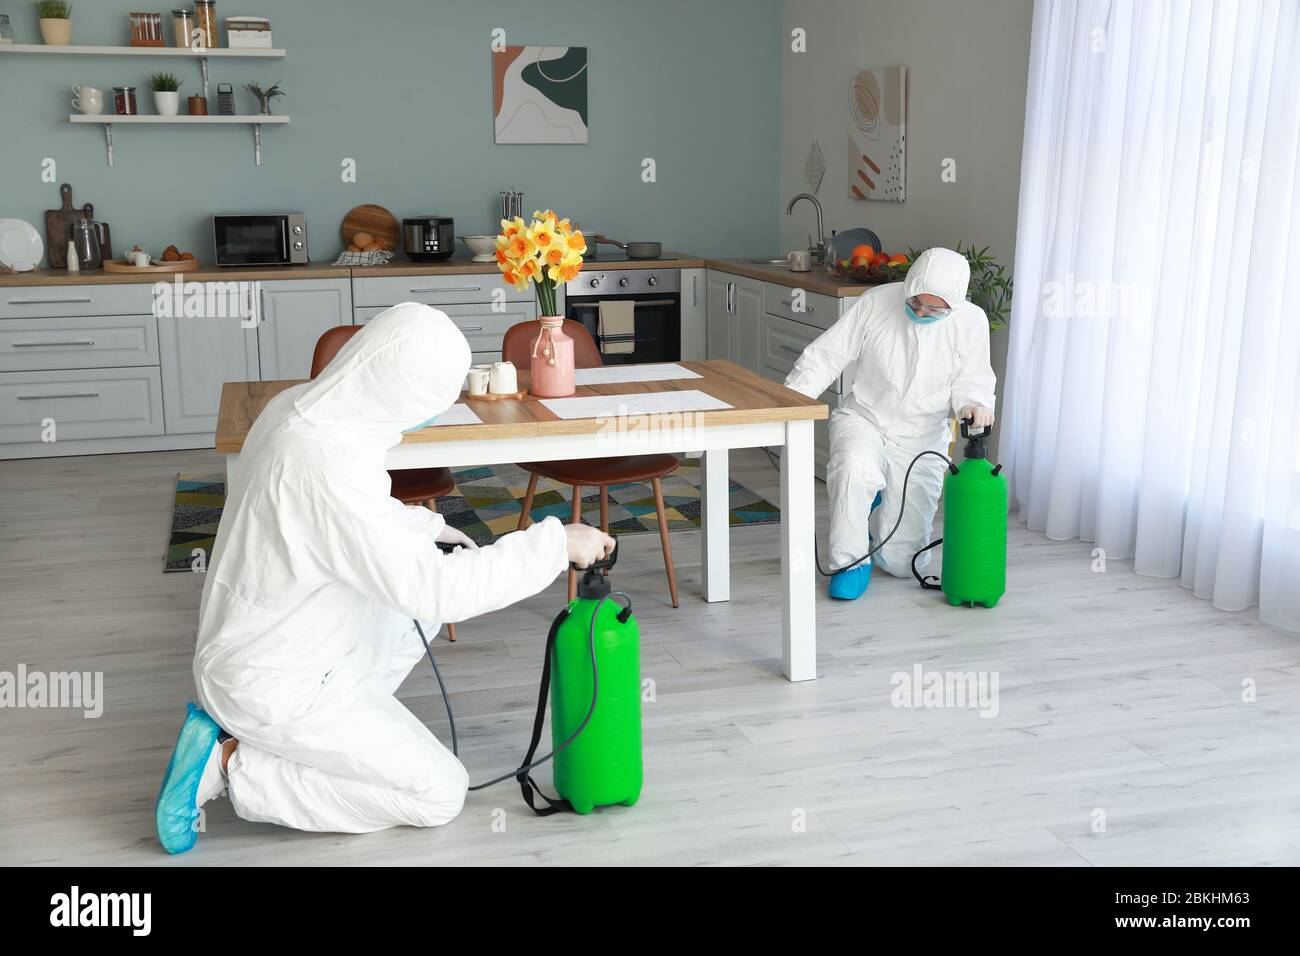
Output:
[530, 316, 575, 397]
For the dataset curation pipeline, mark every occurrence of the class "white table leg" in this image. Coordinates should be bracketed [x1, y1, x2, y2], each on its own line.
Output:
[700, 447, 730, 602]
[781, 419, 816, 681]
[225, 453, 239, 487]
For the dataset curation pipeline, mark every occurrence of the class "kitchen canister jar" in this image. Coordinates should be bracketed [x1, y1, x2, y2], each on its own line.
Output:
[113, 86, 138, 116]
[193, 0, 217, 48]
[529, 316, 575, 398]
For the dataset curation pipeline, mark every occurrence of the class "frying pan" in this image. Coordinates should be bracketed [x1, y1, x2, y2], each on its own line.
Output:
[594, 234, 661, 260]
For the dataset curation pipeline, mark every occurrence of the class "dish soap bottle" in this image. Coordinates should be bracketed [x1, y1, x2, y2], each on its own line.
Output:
[66, 240, 80, 273]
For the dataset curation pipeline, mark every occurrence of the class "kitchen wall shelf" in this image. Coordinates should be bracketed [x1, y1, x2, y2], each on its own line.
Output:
[0, 43, 285, 100]
[69, 115, 291, 168]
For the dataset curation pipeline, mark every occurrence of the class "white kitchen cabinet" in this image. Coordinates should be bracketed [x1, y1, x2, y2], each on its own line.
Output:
[256, 279, 353, 381]
[705, 270, 763, 374]
[157, 311, 259, 435]
[679, 268, 706, 361]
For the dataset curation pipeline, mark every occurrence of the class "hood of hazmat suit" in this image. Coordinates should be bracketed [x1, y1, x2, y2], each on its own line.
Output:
[783, 247, 997, 574]
[192, 302, 569, 833]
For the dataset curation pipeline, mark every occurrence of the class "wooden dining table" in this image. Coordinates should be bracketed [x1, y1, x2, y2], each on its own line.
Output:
[214, 359, 828, 681]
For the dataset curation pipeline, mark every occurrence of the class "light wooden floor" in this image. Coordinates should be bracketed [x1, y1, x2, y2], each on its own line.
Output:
[2, 446, 1299, 866]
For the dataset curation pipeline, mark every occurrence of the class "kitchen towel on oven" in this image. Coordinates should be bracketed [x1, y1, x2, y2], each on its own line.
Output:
[598, 300, 636, 355]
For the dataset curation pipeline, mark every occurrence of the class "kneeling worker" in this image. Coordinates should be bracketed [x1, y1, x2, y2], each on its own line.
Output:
[784, 247, 996, 600]
[156, 303, 614, 852]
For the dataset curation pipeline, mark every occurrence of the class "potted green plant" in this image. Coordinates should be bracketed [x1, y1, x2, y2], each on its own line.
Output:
[150, 71, 182, 116]
[36, 0, 71, 45]
[242, 81, 284, 115]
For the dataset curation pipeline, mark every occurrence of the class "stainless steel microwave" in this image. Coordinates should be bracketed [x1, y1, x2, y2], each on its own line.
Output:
[212, 213, 308, 267]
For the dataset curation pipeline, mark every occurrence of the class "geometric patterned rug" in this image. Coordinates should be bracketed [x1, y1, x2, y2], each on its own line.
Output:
[165, 457, 780, 572]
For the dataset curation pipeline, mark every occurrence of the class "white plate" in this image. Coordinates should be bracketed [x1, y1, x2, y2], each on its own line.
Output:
[0, 219, 44, 272]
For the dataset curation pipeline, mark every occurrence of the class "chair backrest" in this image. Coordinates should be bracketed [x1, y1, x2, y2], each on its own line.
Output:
[310, 325, 362, 379]
[501, 318, 603, 370]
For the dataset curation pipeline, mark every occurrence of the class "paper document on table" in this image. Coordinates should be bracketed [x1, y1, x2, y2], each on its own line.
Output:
[540, 389, 732, 420]
[573, 364, 702, 385]
[430, 403, 481, 426]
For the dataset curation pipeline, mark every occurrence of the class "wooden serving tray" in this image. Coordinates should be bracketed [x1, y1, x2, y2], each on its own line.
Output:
[103, 258, 201, 274]
[463, 388, 530, 402]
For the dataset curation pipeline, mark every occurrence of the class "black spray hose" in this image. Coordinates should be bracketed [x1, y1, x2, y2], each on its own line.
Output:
[413, 589, 630, 792]
[762, 445, 956, 576]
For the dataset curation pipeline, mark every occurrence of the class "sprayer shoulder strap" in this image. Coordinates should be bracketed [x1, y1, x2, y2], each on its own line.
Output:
[517, 607, 573, 817]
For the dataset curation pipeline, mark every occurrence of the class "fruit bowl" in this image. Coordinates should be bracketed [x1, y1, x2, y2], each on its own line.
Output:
[826, 253, 912, 284]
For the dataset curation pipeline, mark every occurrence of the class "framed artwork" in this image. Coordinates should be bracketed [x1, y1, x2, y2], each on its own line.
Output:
[493, 45, 589, 144]
[848, 65, 906, 201]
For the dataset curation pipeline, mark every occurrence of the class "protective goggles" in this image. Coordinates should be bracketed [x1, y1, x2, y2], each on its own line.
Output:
[906, 296, 953, 318]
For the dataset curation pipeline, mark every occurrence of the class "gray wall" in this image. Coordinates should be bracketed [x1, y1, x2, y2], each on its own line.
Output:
[779, 0, 1035, 421]
[0, 0, 782, 263]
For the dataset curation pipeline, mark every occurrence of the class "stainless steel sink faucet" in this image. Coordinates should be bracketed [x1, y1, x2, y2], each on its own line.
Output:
[786, 193, 826, 265]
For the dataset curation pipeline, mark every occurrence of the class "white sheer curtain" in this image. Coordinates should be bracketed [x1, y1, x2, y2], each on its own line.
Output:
[1002, 0, 1300, 631]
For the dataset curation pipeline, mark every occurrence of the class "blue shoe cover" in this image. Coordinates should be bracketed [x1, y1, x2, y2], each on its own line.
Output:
[871, 490, 883, 513]
[155, 703, 221, 855]
[829, 562, 872, 600]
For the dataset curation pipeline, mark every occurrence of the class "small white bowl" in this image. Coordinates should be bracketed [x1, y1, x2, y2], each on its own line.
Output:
[460, 235, 497, 262]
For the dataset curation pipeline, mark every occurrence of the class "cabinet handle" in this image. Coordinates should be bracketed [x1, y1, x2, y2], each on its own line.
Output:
[411, 285, 482, 294]
[8, 297, 94, 305]
[692, 273, 699, 307]
[456, 325, 484, 332]
[779, 344, 802, 356]
[11, 339, 97, 348]
[726, 282, 736, 315]
[17, 391, 100, 400]
[780, 298, 814, 312]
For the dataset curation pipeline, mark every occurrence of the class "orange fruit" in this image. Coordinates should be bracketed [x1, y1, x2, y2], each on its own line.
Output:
[850, 244, 874, 260]
[888, 254, 909, 265]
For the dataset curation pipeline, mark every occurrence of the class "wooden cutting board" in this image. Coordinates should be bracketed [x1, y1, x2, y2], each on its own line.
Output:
[339, 204, 399, 252]
[44, 184, 80, 269]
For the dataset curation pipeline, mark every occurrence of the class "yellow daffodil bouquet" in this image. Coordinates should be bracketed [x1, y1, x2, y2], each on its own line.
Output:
[495, 210, 586, 317]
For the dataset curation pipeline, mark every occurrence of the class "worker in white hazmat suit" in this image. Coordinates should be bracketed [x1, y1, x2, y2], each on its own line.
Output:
[784, 247, 996, 600]
[155, 302, 614, 853]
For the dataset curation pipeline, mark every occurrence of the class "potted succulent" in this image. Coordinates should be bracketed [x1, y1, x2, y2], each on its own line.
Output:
[149, 72, 182, 116]
[36, 0, 71, 45]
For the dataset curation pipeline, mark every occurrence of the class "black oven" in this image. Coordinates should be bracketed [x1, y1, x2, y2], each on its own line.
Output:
[563, 269, 680, 364]
[212, 213, 308, 267]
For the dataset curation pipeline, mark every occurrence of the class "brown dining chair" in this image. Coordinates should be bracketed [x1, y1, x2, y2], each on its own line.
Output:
[502, 319, 680, 607]
[310, 325, 460, 641]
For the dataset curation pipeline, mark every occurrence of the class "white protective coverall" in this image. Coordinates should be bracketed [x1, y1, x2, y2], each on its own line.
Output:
[785, 248, 996, 573]
[193, 302, 569, 833]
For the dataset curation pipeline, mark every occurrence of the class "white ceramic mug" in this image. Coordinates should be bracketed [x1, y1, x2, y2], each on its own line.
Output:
[72, 85, 104, 115]
[467, 366, 491, 396]
[489, 361, 518, 394]
[131, 250, 151, 267]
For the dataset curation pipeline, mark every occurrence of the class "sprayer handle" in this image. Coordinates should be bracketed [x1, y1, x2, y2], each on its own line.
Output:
[570, 537, 618, 574]
[959, 417, 993, 441]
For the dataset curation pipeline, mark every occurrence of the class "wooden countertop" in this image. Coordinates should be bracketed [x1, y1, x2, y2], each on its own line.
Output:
[0, 252, 875, 297]
[215, 359, 826, 452]
[702, 259, 878, 298]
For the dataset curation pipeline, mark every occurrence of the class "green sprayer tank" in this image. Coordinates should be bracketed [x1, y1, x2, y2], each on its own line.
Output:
[939, 420, 1008, 608]
[549, 559, 643, 814]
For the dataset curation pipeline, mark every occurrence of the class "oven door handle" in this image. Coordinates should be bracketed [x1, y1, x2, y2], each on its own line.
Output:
[569, 298, 677, 309]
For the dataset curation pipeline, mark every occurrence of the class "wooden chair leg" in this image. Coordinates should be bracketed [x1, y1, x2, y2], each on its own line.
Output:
[517, 472, 539, 531]
[446, 622, 457, 642]
[651, 477, 679, 608]
[568, 484, 582, 602]
[599, 486, 609, 532]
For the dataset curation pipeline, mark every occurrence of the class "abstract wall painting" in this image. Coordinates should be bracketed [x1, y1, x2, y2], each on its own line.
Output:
[848, 65, 906, 201]
[493, 45, 589, 144]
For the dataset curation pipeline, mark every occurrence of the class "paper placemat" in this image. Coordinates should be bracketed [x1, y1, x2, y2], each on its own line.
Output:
[540, 389, 733, 420]
[573, 364, 702, 386]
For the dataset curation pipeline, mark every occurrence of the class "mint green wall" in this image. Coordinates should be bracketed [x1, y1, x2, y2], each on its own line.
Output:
[0, 0, 782, 264]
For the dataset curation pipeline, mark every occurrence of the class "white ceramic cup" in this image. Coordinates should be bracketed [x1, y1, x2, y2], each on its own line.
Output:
[787, 249, 811, 272]
[131, 250, 151, 267]
[489, 361, 518, 394]
[467, 367, 491, 396]
[72, 86, 104, 115]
